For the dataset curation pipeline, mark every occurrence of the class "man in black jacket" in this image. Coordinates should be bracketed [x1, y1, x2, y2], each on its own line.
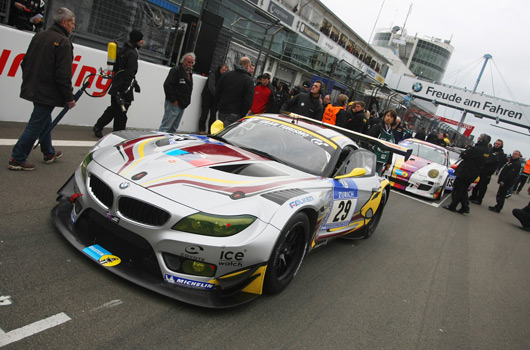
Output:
[281, 81, 324, 120]
[215, 57, 254, 126]
[489, 150, 522, 213]
[443, 133, 490, 214]
[93, 29, 143, 137]
[8, 7, 76, 171]
[198, 64, 228, 134]
[159, 52, 195, 133]
[341, 101, 368, 133]
[470, 139, 505, 204]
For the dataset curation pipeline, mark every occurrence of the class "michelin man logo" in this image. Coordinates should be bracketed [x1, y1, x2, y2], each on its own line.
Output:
[412, 82, 423, 92]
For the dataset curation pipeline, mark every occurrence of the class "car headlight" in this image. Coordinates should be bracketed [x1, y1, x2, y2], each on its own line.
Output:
[172, 213, 256, 237]
[428, 169, 440, 178]
[81, 152, 93, 181]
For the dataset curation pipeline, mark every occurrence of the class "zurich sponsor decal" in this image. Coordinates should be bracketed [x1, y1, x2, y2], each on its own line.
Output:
[164, 274, 215, 290]
[289, 195, 314, 208]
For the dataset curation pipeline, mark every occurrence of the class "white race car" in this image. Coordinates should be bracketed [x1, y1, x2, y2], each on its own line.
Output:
[53, 114, 410, 308]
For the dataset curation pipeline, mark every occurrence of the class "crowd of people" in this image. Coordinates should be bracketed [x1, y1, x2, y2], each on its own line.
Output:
[7, 6, 530, 233]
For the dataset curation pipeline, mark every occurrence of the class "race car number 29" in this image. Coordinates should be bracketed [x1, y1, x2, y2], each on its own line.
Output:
[324, 198, 357, 229]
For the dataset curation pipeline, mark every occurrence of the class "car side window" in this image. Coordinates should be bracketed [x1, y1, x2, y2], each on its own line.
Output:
[334, 148, 376, 177]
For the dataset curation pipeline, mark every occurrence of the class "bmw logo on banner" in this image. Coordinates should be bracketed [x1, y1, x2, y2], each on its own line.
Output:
[412, 82, 423, 92]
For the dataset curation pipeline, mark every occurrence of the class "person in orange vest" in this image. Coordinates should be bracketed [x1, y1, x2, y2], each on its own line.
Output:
[322, 94, 348, 125]
[515, 158, 530, 194]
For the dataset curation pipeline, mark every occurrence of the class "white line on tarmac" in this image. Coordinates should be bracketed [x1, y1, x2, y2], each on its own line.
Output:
[0, 139, 96, 147]
[0, 312, 71, 347]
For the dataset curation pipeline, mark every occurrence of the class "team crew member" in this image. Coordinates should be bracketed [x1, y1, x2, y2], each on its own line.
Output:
[513, 185, 530, 231]
[93, 30, 143, 137]
[443, 134, 490, 214]
[470, 139, 505, 205]
[489, 150, 522, 213]
[323, 94, 348, 125]
[281, 81, 324, 120]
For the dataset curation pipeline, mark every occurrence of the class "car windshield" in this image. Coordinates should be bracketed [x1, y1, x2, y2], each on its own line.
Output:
[217, 117, 336, 176]
[400, 140, 448, 166]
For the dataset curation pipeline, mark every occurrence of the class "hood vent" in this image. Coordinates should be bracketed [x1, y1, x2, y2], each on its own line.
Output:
[211, 163, 286, 177]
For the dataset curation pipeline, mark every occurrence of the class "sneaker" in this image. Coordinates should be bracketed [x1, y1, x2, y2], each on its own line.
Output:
[515, 191, 520, 195]
[93, 126, 103, 138]
[505, 194, 511, 198]
[470, 199, 481, 205]
[8, 158, 36, 171]
[44, 150, 63, 164]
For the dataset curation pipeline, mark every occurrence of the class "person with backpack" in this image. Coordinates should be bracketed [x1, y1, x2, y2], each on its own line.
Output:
[93, 30, 143, 137]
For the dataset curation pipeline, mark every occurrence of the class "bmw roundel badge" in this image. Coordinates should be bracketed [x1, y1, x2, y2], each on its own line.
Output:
[119, 182, 130, 189]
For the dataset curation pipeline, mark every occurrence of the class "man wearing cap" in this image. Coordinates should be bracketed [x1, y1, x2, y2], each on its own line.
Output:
[249, 72, 273, 115]
[281, 80, 324, 120]
[93, 29, 144, 137]
[290, 80, 310, 98]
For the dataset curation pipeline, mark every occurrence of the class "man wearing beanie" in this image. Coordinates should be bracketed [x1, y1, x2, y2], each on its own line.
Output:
[93, 29, 144, 137]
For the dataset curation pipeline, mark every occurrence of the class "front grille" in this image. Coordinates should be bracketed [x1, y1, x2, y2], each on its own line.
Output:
[75, 208, 161, 277]
[417, 183, 433, 191]
[89, 175, 113, 208]
[119, 196, 170, 226]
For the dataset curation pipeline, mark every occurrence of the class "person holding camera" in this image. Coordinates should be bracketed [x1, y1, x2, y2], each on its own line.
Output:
[93, 30, 143, 137]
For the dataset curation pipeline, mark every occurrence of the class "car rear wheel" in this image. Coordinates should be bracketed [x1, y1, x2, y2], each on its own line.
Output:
[360, 190, 387, 239]
[264, 212, 309, 295]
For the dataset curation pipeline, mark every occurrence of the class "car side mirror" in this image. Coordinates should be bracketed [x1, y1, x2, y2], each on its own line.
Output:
[334, 167, 367, 179]
[210, 120, 224, 134]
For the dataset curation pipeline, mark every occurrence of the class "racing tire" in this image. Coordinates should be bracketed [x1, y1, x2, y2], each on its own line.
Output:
[264, 212, 309, 295]
[360, 190, 387, 239]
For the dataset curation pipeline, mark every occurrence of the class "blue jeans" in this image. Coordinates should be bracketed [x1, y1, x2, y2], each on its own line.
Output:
[159, 100, 184, 133]
[11, 103, 55, 162]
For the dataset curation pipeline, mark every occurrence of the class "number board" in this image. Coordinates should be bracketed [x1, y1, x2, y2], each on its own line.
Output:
[320, 178, 359, 230]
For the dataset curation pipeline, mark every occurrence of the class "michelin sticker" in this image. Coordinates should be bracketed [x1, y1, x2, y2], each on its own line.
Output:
[83, 244, 121, 266]
[164, 274, 215, 290]
[320, 178, 358, 230]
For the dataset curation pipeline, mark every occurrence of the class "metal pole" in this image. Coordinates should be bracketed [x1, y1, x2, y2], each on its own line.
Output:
[456, 54, 492, 134]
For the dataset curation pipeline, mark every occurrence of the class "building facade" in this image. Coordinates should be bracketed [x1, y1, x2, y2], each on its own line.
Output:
[372, 29, 454, 84]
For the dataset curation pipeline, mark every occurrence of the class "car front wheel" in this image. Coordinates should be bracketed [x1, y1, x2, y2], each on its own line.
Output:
[264, 212, 309, 294]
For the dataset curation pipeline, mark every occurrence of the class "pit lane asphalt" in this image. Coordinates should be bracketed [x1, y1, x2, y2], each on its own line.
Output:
[1, 121, 530, 349]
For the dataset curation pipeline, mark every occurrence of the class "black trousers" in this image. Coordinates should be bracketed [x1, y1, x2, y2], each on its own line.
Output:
[95, 95, 130, 131]
[494, 181, 512, 210]
[513, 208, 530, 228]
[449, 177, 472, 209]
[199, 94, 217, 133]
[470, 174, 491, 202]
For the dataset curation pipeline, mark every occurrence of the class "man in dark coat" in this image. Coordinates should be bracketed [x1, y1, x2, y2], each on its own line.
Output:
[489, 150, 522, 213]
[8, 7, 76, 171]
[268, 82, 290, 114]
[414, 127, 426, 141]
[198, 64, 228, 134]
[340, 101, 368, 133]
[281, 81, 324, 120]
[443, 133, 490, 214]
[159, 52, 195, 133]
[470, 139, 505, 205]
[93, 29, 143, 136]
[513, 185, 530, 231]
[215, 57, 254, 126]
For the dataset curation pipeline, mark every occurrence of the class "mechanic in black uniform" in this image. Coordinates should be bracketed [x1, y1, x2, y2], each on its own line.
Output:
[281, 81, 324, 120]
[443, 133, 490, 214]
[469, 139, 505, 205]
[488, 150, 522, 213]
[513, 185, 530, 231]
[93, 30, 143, 137]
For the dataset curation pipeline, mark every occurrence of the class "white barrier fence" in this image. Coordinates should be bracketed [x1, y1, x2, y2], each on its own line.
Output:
[0, 25, 206, 131]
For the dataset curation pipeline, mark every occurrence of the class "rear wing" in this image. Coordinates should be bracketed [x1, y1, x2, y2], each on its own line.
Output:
[285, 112, 413, 161]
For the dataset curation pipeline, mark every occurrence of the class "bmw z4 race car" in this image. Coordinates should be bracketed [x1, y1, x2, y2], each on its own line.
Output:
[53, 114, 411, 308]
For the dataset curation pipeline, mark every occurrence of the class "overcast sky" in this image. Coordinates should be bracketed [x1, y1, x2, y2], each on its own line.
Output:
[320, 0, 530, 156]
